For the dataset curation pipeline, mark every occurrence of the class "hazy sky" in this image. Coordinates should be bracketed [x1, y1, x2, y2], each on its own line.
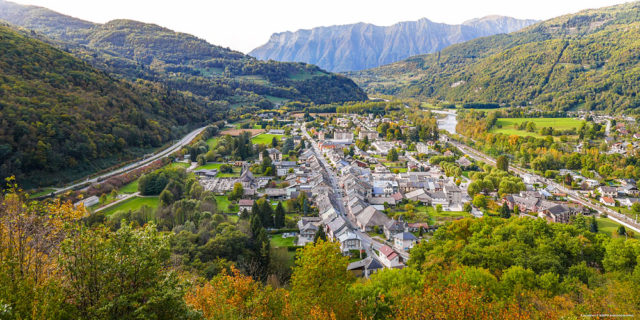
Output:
[11, 0, 631, 53]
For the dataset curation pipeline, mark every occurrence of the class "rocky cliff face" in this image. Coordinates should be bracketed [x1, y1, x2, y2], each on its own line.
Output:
[250, 16, 537, 72]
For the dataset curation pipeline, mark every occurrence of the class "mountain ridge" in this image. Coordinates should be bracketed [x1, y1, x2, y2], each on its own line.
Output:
[0, 0, 367, 107]
[347, 1, 640, 113]
[249, 16, 538, 72]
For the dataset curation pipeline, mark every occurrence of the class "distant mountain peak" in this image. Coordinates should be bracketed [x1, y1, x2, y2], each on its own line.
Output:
[250, 16, 538, 72]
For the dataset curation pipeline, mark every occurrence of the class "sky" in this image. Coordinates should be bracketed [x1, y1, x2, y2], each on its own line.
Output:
[11, 0, 631, 53]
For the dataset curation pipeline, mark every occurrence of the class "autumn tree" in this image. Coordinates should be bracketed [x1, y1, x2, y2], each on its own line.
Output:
[290, 241, 355, 320]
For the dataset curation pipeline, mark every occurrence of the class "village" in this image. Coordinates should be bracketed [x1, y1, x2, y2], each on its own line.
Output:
[141, 108, 640, 278]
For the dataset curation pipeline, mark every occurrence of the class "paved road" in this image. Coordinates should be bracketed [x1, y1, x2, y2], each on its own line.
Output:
[302, 124, 409, 261]
[54, 126, 208, 195]
[447, 136, 640, 233]
[94, 192, 140, 213]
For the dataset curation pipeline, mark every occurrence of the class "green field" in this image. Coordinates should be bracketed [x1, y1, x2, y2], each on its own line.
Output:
[206, 136, 221, 149]
[196, 163, 225, 170]
[597, 217, 625, 237]
[490, 118, 583, 138]
[251, 133, 284, 145]
[270, 234, 296, 248]
[119, 180, 139, 194]
[215, 196, 232, 213]
[101, 196, 159, 216]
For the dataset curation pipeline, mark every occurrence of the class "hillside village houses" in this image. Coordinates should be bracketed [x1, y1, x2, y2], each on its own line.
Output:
[193, 112, 632, 280]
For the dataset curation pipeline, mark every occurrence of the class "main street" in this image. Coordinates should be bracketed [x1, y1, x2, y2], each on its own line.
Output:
[53, 126, 208, 195]
[302, 124, 410, 261]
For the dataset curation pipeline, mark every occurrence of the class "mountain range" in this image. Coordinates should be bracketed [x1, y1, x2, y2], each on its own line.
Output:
[250, 16, 538, 72]
[0, 0, 366, 109]
[348, 1, 640, 113]
[0, 0, 367, 187]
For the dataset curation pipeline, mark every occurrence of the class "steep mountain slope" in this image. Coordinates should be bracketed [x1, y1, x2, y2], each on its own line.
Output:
[349, 2, 640, 113]
[0, 24, 216, 187]
[249, 16, 537, 72]
[0, 0, 367, 106]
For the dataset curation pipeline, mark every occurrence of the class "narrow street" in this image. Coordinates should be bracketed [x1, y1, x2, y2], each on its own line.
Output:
[302, 124, 409, 261]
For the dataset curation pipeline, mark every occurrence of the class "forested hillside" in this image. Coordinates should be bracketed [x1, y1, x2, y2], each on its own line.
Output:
[0, 25, 219, 187]
[0, 0, 367, 107]
[350, 2, 640, 113]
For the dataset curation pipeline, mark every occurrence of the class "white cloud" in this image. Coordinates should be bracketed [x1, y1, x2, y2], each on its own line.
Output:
[10, 0, 631, 53]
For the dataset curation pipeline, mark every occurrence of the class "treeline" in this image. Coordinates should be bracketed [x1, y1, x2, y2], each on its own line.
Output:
[4, 183, 640, 319]
[0, 25, 220, 188]
[456, 110, 638, 180]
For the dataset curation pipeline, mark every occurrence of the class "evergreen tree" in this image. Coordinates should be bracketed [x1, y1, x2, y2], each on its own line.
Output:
[282, 137, 294, 154]
[258, 198, 274, 228]
[387, 148, 399, 161]
[590, 216, 599, 233]
[274, 202, 285, 228]
[251, 201, 260, 220]
[499, 203, 511, 219]
[313, 227, 327, 243]
[271, 136, 278, 148]
[240, 208, 249, 220]
[617, 225, 627, 236]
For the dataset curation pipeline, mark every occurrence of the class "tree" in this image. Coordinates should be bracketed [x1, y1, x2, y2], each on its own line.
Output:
[313, 228, 327, 243]
[290, 241, 354, 320]
[499, 203, 511, 218]
[60, 223, 197, 319]
[274, 202, 285, 228]
[617, 225, 627, 236]
[99, 193, 107, 204]
[496, 155, 509, 172]
[159, 189, 175, 206]
[229, 182, 244, 201]
[248, 213, 270, 280]
[387, 148, 399, 161]
[271, 136, 278, 148]
[472, 194, 487, 209]
[257, 198, 274, 228]
[589, 216, 599, 233]
[463, 202, 472, 213]
[436, 204, 443, 213]
[282, 137, 294, 154]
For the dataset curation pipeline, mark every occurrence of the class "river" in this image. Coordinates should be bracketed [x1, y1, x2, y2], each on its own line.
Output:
[431, 109, 457, 134]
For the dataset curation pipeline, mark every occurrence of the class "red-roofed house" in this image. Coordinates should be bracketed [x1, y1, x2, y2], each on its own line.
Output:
[377, 245, 402, 268]
[600, 196, 616, 206]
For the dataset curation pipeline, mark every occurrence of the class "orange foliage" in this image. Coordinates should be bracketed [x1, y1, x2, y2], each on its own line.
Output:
[185, 266, 289, 320]
[0, 180, 84, 284]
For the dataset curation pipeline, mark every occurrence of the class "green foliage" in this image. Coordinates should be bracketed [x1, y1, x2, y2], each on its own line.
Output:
[0, 5, 367, 108]
[138, 167, 187, 196]
[353, 2, 640, 113]
[0, 25, 213, 188]
[60, 223, 198, 319]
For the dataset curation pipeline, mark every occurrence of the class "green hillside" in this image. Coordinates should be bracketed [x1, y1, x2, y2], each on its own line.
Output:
[0, 25, 217, 187]
[0, 0, 367, 107]
[349, 2, 640, 113]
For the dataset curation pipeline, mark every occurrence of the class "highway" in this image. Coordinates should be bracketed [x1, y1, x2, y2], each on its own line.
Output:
[53, 126, 208, 195]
